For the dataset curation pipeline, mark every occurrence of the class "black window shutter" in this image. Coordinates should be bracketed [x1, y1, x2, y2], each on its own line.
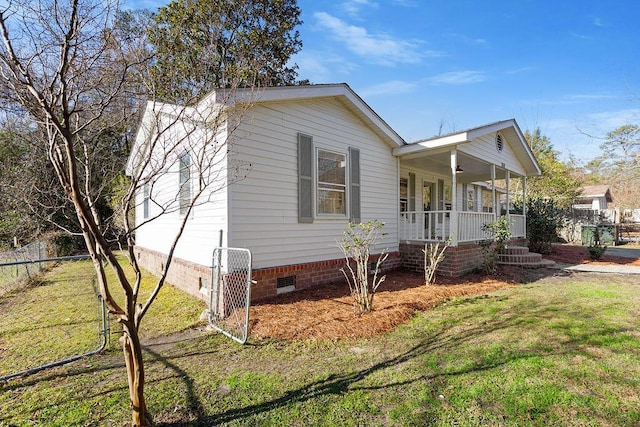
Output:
[349, 147, 361, 223]
[298, 133, 313, 223]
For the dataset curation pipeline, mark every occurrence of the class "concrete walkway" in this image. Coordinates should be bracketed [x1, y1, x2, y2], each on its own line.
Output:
[554, 246, 640, 274]
[556, 263, 640, 274]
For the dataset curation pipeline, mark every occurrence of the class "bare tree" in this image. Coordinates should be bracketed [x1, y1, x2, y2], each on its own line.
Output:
[0, 0, 258, 424]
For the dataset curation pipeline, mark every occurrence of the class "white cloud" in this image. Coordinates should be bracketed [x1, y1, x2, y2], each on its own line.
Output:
[447, 33, 488, 46]
[520, 93, 618, 107]
[359, 80, 419, 97]
[503, 66, 537, 76]
[391, 0, 419, 6]
[314, 12, 432, 66]
[428, 71, 485, 85]
[593, 17, 606, 27]
[586, 108, 640, 130]
[341, 0, 378, 18]
[570, 32, 593, 40]
[292, 51, 357, 83]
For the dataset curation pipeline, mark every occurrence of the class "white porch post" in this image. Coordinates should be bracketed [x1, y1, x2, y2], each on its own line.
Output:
[450, 149, 458, 245]
[505, 170, 510, 222]
[491, 164, 496, 220]
[523, 176, 527, 237]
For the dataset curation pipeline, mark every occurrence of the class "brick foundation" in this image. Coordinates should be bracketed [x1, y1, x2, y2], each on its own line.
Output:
[134, 246, 211, 300]
[134, 246, 402, 302]
[400, 238, 528, 278]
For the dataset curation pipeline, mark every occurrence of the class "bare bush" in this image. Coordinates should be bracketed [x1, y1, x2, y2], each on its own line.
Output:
[423, 240, 449, 285]
[339, 221, 388, 314]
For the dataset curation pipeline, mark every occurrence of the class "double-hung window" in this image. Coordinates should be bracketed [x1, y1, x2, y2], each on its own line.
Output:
[178, 152, 191, 216]
[143, 183, 150, 219]
[317, 149, 346, 215]
[298, 133, 359, 223]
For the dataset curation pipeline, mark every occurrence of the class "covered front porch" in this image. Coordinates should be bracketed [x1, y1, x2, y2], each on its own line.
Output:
[394, 120, 540, 247]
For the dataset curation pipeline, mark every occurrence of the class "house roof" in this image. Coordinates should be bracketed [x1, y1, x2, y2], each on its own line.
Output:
[392, 118, 542, 178]
[198, 83, 407, 148]
[578, 185, 614, 202]
[126, 83, 406, 176]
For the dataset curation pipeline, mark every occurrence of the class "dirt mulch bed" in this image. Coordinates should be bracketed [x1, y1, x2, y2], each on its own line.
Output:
[545, 244, 640, 266]
[248, 244, 640, 342]
[249, 269, 522, 342]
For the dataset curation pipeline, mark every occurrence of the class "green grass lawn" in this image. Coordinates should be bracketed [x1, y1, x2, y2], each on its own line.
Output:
[1, 265, 639, 426]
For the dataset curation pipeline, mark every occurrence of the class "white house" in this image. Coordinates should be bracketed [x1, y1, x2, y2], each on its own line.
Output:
[573, 185, 615, 222]
[127, 83, 542, 301]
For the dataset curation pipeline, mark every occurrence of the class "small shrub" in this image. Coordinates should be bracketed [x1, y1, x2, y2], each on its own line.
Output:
[479, 239, 498, 274]
[480, 216, 512, 274]
[423, 240, 449, 285]
[482, 216, 512, 252]
[521, 198, 562, 254]
[339, 221, 388, 314]
[588, 244, 606, 260]
[588, 226, 607, 260]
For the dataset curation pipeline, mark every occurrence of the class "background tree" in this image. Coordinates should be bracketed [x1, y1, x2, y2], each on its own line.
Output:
[0, 0, 289, 424]
[583, 124, 640, 211]
[524, 128, 582, 209]
[148, 0, 302, 102]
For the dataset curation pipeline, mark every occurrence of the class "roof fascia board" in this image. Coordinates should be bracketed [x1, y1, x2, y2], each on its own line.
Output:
[393, 132, 469, 156]
[200, 84, 405, 147]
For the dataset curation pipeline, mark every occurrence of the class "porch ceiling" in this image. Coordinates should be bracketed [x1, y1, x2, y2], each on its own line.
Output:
[401, 151, 513, 183]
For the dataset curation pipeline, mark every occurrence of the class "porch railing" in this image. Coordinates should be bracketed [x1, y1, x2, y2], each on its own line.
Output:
[510, 214, 525, 238]
[458, 212, 495, 242]
[400, 211, 526, 245]
[399, 210, 451, 242]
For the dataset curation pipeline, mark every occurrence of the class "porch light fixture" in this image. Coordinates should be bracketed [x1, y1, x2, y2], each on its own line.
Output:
[455, 165, 464, 173]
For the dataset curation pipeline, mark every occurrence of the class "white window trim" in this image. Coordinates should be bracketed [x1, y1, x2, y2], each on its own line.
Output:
[316, 147, 348, 218]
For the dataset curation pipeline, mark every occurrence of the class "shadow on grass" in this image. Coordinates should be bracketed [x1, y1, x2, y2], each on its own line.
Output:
[156, 294, 617, 426]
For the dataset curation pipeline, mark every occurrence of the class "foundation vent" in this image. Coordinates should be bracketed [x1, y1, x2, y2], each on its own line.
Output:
[276, 275, 296, 294]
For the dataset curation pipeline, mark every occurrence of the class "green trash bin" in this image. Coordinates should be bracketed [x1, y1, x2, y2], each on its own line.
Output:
[581, 224, 616, 246]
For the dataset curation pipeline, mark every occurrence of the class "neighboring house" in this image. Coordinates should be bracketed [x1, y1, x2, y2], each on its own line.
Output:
[127, 83, 541, 301]
[574, 185, 613, 211]
[573, 185, 615, 222]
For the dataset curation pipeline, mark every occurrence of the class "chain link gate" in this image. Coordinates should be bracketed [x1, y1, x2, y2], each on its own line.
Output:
[209, 247, 252, 344]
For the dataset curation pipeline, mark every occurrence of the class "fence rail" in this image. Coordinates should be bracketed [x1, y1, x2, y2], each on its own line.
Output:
[0, 252, 108, 382]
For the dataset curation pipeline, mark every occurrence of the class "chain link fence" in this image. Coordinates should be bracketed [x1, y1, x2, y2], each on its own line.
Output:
[0, 247, 108, 382]
[0, 240, 50, 297]
[209, 247, 252, 344]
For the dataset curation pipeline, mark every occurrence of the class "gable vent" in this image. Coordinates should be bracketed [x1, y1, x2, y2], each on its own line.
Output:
[495, 133, 504, 152]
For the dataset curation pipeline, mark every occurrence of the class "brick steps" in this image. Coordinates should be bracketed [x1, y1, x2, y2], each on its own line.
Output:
[497, 246, 556, 269]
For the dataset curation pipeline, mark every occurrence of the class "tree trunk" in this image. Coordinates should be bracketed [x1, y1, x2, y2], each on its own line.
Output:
[121, 325, 152, 426]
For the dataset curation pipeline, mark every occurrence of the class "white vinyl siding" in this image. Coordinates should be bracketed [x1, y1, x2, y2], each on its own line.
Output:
[134, 121, 229, 267]
[460, 133, 526, 176]
[228, 98, 398, 269]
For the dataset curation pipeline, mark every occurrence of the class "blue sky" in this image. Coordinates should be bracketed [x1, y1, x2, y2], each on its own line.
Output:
[127, 0, 640, 162]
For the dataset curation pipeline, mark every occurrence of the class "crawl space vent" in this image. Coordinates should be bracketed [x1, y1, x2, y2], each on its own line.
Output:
[277, 275, 296, 294]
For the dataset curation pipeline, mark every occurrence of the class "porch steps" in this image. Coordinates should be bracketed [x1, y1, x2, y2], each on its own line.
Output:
[497, 246, 556, 269]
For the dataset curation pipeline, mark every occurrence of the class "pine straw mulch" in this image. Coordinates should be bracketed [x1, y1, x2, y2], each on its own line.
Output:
[545, 243, 640, 267]
[248, 244, 640, 342]
[249, 269, 522, 342]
